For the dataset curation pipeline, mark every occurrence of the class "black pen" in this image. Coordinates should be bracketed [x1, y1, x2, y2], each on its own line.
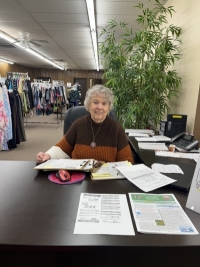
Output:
[80, 160, 90, 170]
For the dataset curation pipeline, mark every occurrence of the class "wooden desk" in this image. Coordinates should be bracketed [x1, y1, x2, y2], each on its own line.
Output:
[0, 160, 200, 267]
[128, 136, 196, 191]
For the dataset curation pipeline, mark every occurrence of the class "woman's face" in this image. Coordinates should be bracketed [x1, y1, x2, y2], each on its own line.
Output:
[89, 94, 110, 123]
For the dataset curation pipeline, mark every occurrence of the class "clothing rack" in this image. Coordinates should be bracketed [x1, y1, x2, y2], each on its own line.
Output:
[7, 72, 29, 79]
[52, 80, 67, 121]
[33, 79, 43, 83]
[52, 80, 64, 85]
[24, 79, 62, 127]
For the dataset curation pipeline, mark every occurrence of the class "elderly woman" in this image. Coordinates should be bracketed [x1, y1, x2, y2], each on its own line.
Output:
[36, 85, 134, 163]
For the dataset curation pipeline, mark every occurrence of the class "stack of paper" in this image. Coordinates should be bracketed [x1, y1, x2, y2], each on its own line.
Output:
[91, 161, 132, 180]
[125, 129, 154, 135]
[138, 142, 168, 150]
[34, 159, 94, 171]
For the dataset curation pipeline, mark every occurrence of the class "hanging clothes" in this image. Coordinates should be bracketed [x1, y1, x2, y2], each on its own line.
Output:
[0, 85, 12, 150]
[4, 73, 27, 149]
[69, 87, 80, 106]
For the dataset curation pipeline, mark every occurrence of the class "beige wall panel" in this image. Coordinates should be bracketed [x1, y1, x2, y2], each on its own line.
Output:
[165, 0, 200, 134]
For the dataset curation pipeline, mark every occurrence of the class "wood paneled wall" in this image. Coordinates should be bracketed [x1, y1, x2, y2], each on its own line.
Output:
[0, 62, 104, 89]
[0, 62, 33, 78]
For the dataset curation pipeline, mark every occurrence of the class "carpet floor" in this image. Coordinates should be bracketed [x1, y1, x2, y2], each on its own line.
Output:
[0, 113, 64, 161]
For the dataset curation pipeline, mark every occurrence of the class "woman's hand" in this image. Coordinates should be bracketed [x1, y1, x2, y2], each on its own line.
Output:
[36, 152, 51, 163]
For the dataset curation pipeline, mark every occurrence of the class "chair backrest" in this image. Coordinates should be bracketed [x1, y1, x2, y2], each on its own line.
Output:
[63, 106, 118, 134]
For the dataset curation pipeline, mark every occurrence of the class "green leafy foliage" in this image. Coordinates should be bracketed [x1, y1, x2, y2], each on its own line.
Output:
[99, 0, 181, 129]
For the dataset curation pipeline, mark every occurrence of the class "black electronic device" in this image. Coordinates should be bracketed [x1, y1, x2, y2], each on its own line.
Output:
[166, 114, 187, 138]
[169, 132, 199, 151]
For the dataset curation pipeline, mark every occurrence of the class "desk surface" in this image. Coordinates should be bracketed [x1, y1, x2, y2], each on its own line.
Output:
[128, 136, 197, 191]
[0, 160, 200, 266]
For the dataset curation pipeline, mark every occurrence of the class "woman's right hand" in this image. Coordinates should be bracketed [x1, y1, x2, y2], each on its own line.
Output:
[36, 152, 51, 163]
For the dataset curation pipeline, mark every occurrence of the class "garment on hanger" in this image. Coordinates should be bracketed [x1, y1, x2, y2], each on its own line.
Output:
[0, 85, 12, 150]
[69, 87, 80, 106]
[3, 72, 27, 149]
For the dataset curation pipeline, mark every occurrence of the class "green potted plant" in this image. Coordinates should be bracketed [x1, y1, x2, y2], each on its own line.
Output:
[99, 0, 181, 130]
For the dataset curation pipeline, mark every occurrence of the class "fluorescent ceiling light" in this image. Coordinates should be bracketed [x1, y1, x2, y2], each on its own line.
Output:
[26, 48, 44, 60]
[86, 0, 99, 71]
[0, 58, 14, 64]
[44, 58, 64, 70]
[0, 30, 64, 70]
[0, 32, 15, 43]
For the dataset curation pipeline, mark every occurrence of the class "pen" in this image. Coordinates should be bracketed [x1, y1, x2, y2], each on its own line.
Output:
[80, 160, 90, 170]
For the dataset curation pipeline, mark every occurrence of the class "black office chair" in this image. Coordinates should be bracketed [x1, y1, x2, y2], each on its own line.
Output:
[63, 106, 118, 134]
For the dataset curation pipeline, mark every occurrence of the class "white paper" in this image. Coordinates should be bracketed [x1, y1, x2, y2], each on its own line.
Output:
[155, 151, 181, 158]
[138, 142, 168, 150]
[74, 193, 135, 235]
[129, 133, 149, 137]
[155, 151, 200, 162]
[135, 137, 157, 142]
[153, 135, 171, 142]
[107, 161, 130, 177]
[117, 164, 176, 192]
[129, 193, 199, 235]
[34, 159, 93, 170]
[186, 153, 200, 214]
[151, 163, 184, 174]
[178, 153, 200, 163]
[125, 129, 154, 134]
[92, 161, 130, 179]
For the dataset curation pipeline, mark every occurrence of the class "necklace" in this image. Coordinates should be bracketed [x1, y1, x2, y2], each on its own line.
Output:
[90, 121, 102, 148]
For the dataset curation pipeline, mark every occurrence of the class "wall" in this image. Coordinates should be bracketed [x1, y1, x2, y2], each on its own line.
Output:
[165, 0, 200, 135]
[0, 62, 104, 90]
[0, 62, 33, 78]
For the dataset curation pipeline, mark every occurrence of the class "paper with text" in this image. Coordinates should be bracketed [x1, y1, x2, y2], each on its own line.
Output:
[151, 163, 184, 174]
[135, 137, 157, 142]
[186, 153, 200, 214]
[125, 129, 154, 134]
[129, 133, 149, 137]
[153, 135, 171, 142]
[117, 164, 176, 192]
[34, 159, 93, 171]
[91, 161, 131, 180]
[138, 142, 168, 150]
[74, 193, 135, 235]
[129, 193, 199, 235]
[155, 151, 200, 162]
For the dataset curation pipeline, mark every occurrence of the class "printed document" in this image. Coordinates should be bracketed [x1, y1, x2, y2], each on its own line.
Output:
[117, 164, 176, 192]
[138, 142, 168, 150]
[34, 159, 93, 171]
[155, 150, 200, 162]
[135, 137, 157, 142]
[129, 193, 199, 235]
[136, 136, 171, 142]
[91, 161, 131, 180]
[125, 129, 154, 134]
[153, 135, 171, 142]
[74, 193, 135, 235]
[129, 133, 149, 137]
[151, 163, 184, 174]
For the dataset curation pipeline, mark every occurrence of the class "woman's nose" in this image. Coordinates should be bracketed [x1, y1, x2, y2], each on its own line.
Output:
[97, 103, 103, 108]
